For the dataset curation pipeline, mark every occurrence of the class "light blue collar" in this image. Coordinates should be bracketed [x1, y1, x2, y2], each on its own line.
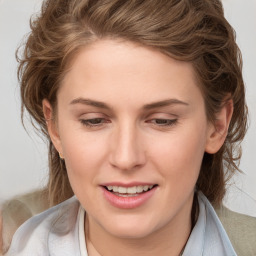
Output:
[183, 192, 237, 256]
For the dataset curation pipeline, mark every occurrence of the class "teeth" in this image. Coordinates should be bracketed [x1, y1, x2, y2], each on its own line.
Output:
[136, 186, 144, 193]
[107, 185, 113, 190]
[113, 186, 119, 192]
[106, 185, 154, 194]
[127, 187, 137, 194]
[143, 185, 149, 191]
[118, 187, 127, 193]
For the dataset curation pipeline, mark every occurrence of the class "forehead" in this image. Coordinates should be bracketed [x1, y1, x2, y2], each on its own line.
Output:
[59, 39, 203, 109]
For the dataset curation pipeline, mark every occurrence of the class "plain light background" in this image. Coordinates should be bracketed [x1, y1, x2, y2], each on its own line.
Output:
[0, 0, 255, 216]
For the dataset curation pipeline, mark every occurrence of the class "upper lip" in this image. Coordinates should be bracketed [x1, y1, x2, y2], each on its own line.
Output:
[101, 182, 157, 187]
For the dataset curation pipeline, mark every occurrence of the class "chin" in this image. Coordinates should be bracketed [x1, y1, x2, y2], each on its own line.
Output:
[110, 226, 155, 240]
[101, 215, 159, 239]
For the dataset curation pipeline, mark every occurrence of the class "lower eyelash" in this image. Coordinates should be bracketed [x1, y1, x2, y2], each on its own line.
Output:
[79, 118, 178, 128]
[80, 119, 104, 127]
[153, 119, 178, 126]
[80, 121, 94, 127]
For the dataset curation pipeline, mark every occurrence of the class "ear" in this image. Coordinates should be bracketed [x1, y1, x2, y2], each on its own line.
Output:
[43, 99, 64, 157]
[205, 99, 233, 154]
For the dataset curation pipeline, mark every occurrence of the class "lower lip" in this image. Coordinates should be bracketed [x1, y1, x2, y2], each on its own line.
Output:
[101, 186, 157, 209]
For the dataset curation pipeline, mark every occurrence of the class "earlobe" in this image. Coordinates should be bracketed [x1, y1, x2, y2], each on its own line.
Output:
[42, 99, 63, 156]
[205, 99, 233, 154]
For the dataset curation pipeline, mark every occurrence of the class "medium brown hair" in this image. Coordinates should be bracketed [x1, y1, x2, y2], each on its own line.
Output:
[17, 0, 247, 206]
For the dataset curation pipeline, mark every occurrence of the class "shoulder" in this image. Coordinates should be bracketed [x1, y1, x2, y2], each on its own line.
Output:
[5, 196, 81, 256]
[0, 189, 50, 254]
[215, 205, 256, 255]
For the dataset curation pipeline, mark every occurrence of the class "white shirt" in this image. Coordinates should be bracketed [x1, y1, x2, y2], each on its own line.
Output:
[6, 192, 237, 256]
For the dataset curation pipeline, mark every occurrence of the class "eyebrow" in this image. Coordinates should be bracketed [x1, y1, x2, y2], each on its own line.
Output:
[70, 98, 111, 110]
[143, 99, 189, 110]
[69, 98, 189, 110]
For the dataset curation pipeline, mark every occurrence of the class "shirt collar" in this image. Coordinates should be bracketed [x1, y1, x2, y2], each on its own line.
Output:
[183, 191, 237, 256]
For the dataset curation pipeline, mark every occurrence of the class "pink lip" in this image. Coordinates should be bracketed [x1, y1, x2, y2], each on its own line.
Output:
[101, 185, 157, 209]
[101, 182, 155, 187]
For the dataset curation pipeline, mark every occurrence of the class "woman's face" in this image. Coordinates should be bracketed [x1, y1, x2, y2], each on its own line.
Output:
[45, 40, 217, 239]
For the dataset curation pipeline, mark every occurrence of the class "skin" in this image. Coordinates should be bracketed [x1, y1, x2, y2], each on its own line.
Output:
[44, 39, 232, 256]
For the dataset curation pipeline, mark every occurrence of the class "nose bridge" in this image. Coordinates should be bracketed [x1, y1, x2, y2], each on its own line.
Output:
[110, 120, 145, 170]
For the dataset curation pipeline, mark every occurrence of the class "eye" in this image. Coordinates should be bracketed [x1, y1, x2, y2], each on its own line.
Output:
[80, 118, 109, 127]
[149, 118, 178, 127]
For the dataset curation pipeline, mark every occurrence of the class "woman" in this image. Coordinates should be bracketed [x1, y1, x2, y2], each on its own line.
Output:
[5, 0, 250, 255]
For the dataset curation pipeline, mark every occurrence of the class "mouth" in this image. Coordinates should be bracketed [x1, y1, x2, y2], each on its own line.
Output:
[101, 183, 158, 209]
[103, 184, 158, 197]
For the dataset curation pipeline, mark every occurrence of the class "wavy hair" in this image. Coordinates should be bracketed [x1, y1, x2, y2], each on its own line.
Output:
[17, 0, 248, 206]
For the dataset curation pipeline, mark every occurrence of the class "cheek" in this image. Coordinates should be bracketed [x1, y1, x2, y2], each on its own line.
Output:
[148, 123, 207, 179]
[60, 133, 104, 209]
[64, 139, 103, 174]
[58, 124, 108, 185]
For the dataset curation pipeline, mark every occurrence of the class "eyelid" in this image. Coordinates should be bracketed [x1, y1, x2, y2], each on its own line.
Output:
[144, 112, 179, 127]
[79, 112, 107, 118]
[79, 117, 111, 128]
[78, 112, 111, 127]
[146, 118, 178, 126]
[145, 111, 178, 119]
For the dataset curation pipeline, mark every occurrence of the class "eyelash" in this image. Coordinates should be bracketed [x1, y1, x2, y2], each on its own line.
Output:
[80, 118, 109, 127]
[79, 118, 178, 128]
[149, 118, 178, 127]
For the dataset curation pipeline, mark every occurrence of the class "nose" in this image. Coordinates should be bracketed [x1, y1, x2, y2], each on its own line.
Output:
[109, 123, 146, 171]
